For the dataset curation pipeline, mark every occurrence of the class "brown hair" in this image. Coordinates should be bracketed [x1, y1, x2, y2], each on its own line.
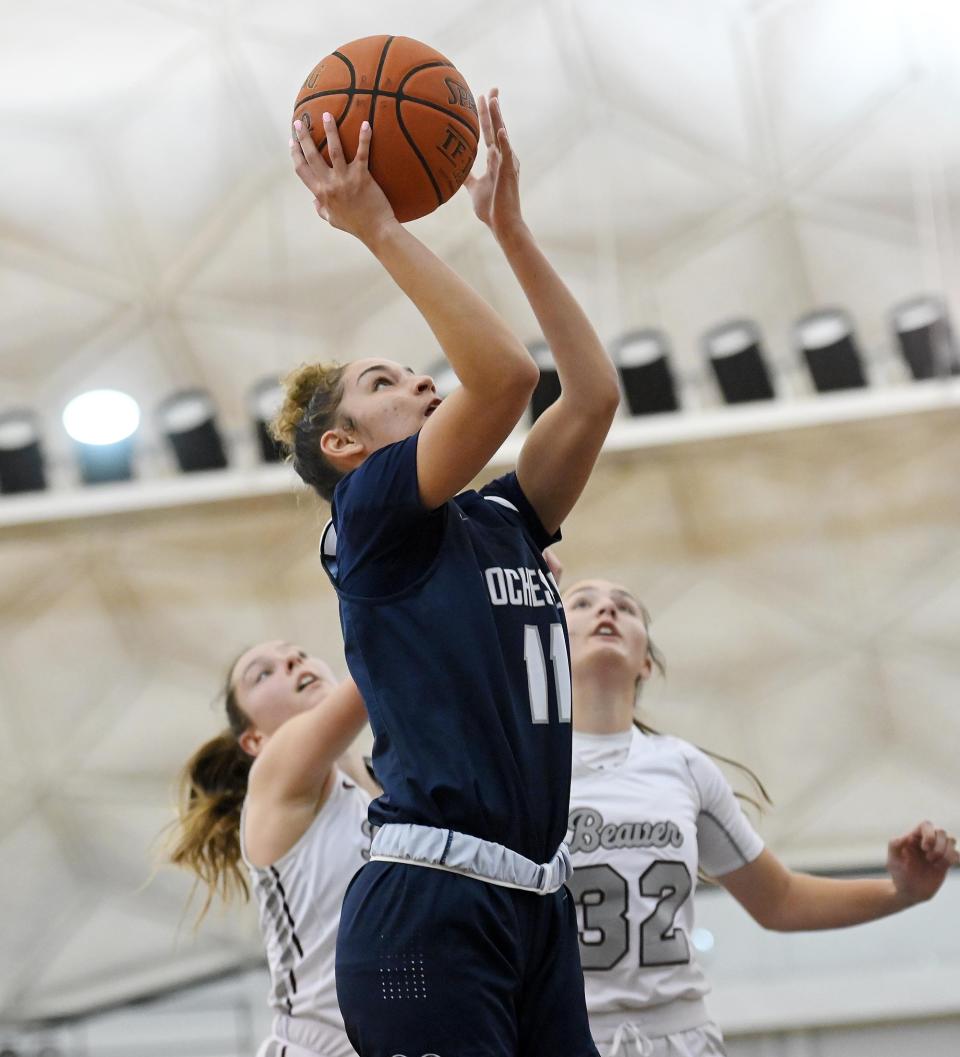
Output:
[168, 656, 254, 923]
[270, 362, 351, 501]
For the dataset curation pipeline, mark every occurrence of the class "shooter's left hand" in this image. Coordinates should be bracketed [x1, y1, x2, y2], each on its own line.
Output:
[464, 89, 524, 241]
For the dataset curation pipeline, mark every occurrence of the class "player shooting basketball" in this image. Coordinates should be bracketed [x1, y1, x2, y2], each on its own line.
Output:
[282, 89, 619, 1057]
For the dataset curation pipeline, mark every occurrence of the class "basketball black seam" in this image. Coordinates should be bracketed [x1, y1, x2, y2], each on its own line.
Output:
[310, 50, 356, 157]
[298, 57, 456, 109]
[298, 89, 477, 143]
[298, 87, 366, 107]
[296, 86, 478, 140]
[396, 93, 443, 208]
[397, 60, 454, 94]
[397, 61, 479, 139]
[334, 49, 357, 87]
[369, 35, 395, 134]
[401, 94, 479, 139]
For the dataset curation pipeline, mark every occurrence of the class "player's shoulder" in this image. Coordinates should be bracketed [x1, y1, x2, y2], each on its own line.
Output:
[638, 730, 699, 764]
[332, 434, 422, 517]
[460, 471, 522, 518]
[637, 732, 719, 790]
[300, 767, 372, 846]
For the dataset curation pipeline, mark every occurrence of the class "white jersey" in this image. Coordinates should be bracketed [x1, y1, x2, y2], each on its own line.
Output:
[242, 769, 372, 1057]
[568, 728, 763, 1035]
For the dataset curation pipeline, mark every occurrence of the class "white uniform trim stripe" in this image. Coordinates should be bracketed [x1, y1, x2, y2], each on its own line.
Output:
[319, 518, 338, 579]
[370, 822, 571, 893]
[484, 495, 519, 512]
[370, 853, 562, 894]
[697, 809, 754, 866]
[320, 518, 336, 555]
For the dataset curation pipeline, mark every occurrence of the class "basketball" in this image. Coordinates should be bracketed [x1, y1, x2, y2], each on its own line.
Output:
[293, 35, 480, 223]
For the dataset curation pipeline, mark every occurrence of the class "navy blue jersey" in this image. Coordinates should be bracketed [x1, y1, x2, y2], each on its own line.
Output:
[321, 432, 571, 863]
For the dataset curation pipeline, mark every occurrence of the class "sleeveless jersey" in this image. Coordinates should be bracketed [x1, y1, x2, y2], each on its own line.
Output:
[242, 770, 372, 1056]
[321, 432, 568, 863]
[567, 729, 764, 1015]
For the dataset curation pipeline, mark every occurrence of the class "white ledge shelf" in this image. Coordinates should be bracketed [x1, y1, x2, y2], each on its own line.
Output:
[2, 377, 958, 528]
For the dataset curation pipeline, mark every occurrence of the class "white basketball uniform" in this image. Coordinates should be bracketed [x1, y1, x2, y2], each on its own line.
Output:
[242, 769, 372, 1057]
[568, 728, 764, 1057]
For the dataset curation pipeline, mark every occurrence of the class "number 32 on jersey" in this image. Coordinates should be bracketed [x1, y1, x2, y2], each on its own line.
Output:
[569, 861, 693, 969]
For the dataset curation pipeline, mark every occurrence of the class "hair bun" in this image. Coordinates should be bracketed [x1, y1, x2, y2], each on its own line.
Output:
[271, 363, 338, 450]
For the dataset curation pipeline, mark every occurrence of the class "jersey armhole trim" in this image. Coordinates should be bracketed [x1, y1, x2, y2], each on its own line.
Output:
[483, 495, 520, 513]
[319, 506, 450, 605]
[320, 518, 338, 581]
[698, 808, 755, 869]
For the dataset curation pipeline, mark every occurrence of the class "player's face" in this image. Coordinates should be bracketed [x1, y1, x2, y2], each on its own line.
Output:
[564, 579, 653, 682]
[230, 640, 337, 738]
[339, 357, 441, 453]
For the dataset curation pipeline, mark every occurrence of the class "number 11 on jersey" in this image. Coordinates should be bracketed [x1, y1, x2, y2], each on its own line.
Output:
[524, 623, 572, 724]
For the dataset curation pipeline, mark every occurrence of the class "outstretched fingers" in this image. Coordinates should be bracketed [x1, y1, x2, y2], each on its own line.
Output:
[292, 118, 328, 190]
[488, 93, 508, 141]
[489, 96, 517, 173]
[354, 120, 372, 169]
[478, 90, 496, 149]
[496, 125, 515, 171]
[321, 111, 347, 173]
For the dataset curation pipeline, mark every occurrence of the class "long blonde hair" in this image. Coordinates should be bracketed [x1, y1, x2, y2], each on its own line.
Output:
[168, 657, 253, 922]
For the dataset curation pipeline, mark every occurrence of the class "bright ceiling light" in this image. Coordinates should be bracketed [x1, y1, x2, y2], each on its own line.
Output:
[62, 390, 141, 445]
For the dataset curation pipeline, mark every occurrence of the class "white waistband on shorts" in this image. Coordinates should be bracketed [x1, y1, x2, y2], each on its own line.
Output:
[369, 823, 572, 894]
[591, 998, 712, 1042]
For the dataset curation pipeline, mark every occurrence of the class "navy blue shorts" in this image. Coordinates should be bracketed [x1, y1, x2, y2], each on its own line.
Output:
[336, 860, 599, 1057]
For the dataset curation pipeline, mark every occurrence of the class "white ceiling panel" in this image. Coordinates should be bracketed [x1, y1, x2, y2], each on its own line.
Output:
[756, 0, 912, 168]
[584, 0, 757, 167]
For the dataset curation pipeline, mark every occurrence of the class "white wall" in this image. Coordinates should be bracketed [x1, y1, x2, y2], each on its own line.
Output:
[696, 869, 960, 1036]
[728, 1018, 960, 1057]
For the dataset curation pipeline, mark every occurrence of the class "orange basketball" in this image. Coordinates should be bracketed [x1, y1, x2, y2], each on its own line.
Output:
[293, 35, 480, 223]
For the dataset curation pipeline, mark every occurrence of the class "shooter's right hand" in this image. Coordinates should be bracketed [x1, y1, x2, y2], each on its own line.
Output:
[291, 113, 397, 246]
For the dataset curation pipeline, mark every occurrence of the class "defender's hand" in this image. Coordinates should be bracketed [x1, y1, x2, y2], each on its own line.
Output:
[887, 821, 958, 906]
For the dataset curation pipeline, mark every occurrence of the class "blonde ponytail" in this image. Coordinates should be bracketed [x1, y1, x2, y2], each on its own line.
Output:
[168, 730, 253, 922]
